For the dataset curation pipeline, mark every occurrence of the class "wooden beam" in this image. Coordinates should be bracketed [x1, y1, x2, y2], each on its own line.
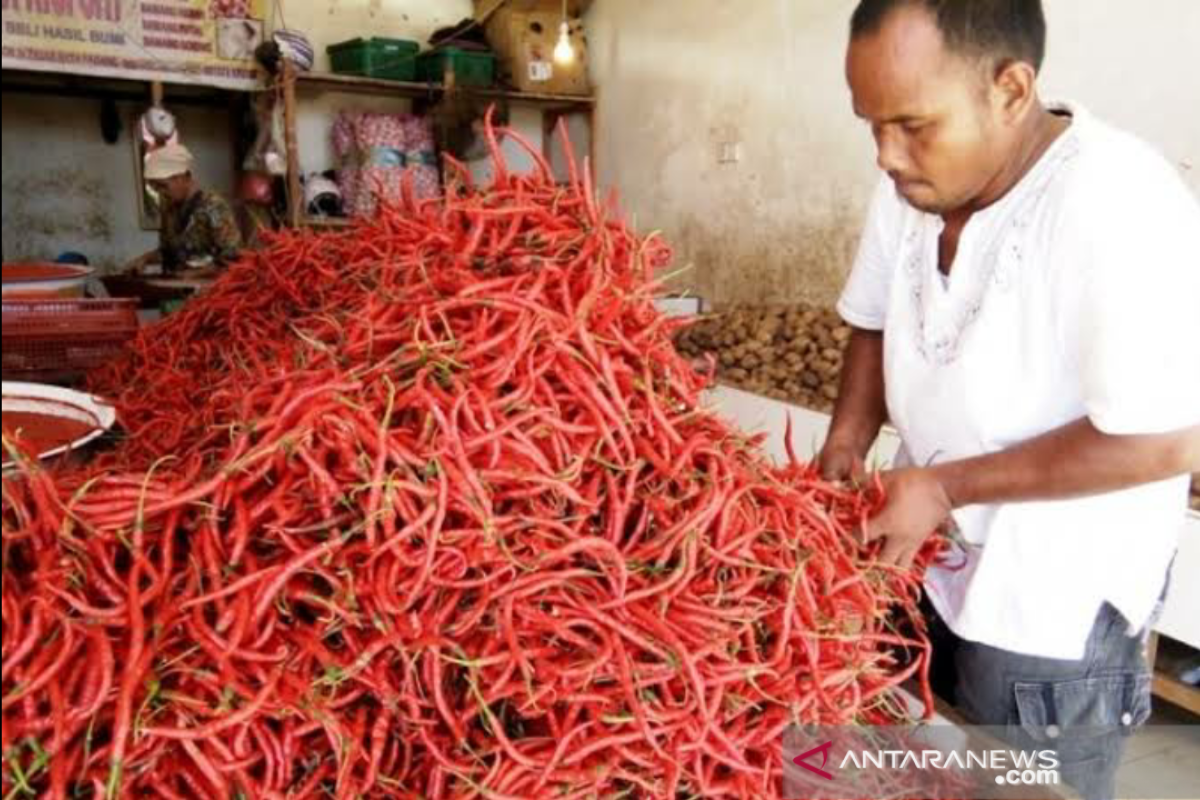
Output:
[1, 79, 227, 107]
[281, 61, 303, 228]
[588, 99, 597, 181]
[293, 71, 593, 110]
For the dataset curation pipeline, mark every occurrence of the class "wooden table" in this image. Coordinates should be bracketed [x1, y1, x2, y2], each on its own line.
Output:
[101, 274, 213, 308]
[141, 276, 215, 292]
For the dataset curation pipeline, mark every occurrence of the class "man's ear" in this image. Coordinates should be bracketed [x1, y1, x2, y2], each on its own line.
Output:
[991, 59, 1038, 126]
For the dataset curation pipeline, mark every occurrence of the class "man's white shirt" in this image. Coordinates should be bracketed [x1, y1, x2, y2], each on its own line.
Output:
[838, 102, 1200, 659]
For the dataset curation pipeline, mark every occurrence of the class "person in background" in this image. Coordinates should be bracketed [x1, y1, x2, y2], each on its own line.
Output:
[822, 2, 1200, 799]
[127, 144, 243, 276]
[236, 170, 278, 249]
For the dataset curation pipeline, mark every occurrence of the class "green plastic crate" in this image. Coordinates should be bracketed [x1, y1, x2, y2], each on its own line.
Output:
[327, 38, 420, 81]
[416, 47, 496, 87]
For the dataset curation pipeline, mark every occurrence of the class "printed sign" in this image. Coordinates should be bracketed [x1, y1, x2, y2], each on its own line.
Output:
[2, 0, 267, 89]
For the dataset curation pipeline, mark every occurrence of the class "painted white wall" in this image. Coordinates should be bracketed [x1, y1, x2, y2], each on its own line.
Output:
[585, 0, 1200, 307]
[281, 0, 474, 74]
[467, 105, 547, 184]
[1039, 0, 1200, 185]
[1, 93, 236, 271]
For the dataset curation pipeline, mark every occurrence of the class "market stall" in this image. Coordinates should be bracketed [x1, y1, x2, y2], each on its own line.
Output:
[2, 0, 274, 311]
[4, 2, 1198, 798]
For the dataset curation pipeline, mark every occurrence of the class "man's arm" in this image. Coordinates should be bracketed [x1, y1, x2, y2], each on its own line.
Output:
[818, 327, 889, 480]
[935, 419, 1200, 507]
[208, 198, 244, 266]
[870, 420, 1200, 567]
[124, 248, 160, 275]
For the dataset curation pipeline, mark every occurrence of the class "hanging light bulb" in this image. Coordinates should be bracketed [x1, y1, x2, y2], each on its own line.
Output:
[553, 0, 575, 65]
[553, 21, 575, 64]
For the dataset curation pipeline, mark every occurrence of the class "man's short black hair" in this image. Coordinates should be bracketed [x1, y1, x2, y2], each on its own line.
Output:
[850, 0, 1047, 73]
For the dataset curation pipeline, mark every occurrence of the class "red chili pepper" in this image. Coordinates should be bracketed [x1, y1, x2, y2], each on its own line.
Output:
[0, 111, 957, 799]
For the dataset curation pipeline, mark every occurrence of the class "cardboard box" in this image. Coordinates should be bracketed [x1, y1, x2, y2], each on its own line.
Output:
[475, 1, 592, 95]
[476, 0, 592, 20]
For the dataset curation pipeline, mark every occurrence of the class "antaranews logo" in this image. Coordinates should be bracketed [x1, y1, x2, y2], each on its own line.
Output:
[792, 741, 835, 781]
[784, 727, 1062, 800]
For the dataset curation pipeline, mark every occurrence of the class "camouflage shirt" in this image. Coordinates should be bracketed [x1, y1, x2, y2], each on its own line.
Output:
[160, 190, 242, 271]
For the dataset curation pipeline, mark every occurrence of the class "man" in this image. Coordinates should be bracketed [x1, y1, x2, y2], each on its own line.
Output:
[821, 2, 1200, 798]
[129, 143, 243, 275]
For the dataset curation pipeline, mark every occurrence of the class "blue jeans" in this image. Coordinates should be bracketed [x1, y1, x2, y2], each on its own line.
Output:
[925, 600, 1155, 800]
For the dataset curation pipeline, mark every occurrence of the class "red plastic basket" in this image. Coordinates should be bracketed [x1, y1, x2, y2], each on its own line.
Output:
[2, 298, 139, 381]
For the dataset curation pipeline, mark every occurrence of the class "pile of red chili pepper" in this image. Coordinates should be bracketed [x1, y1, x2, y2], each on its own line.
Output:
[2, 121, 945, 799]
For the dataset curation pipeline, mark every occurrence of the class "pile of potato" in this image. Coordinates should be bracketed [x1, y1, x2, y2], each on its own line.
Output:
[674, 304, 850, 412]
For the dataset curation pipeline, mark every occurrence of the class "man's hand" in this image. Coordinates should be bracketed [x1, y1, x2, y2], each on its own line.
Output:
[867, 467, 953, 569]
[817, 438, 867, 483]
[124, 251, 156, 276]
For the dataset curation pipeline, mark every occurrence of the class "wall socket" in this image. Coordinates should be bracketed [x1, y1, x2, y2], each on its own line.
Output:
[718, 141, 743, 164]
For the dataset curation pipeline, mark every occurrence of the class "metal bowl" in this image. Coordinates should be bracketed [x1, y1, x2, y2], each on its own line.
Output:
[1, 381, 116, 470]
[2, 263, 95, 298]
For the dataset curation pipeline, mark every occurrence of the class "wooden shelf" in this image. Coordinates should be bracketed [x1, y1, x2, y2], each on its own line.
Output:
[293, 72, 595, 110]
[470, 85, 596, 109]
[2, 68, 232, 106]
[295, 72, 438, 98]
[1148, 633, 1200, 717]
[1153, 671, 1200, 717]
[281, 65, 598, 227]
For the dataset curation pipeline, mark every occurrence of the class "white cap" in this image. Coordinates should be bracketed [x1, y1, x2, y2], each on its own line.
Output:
[145, 143, 194, 181]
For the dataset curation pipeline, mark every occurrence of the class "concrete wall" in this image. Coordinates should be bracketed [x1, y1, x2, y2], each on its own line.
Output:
[8, 0, 1194, 281]
[585, 0, 1200, 308]
[1, 93, 236, 270]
